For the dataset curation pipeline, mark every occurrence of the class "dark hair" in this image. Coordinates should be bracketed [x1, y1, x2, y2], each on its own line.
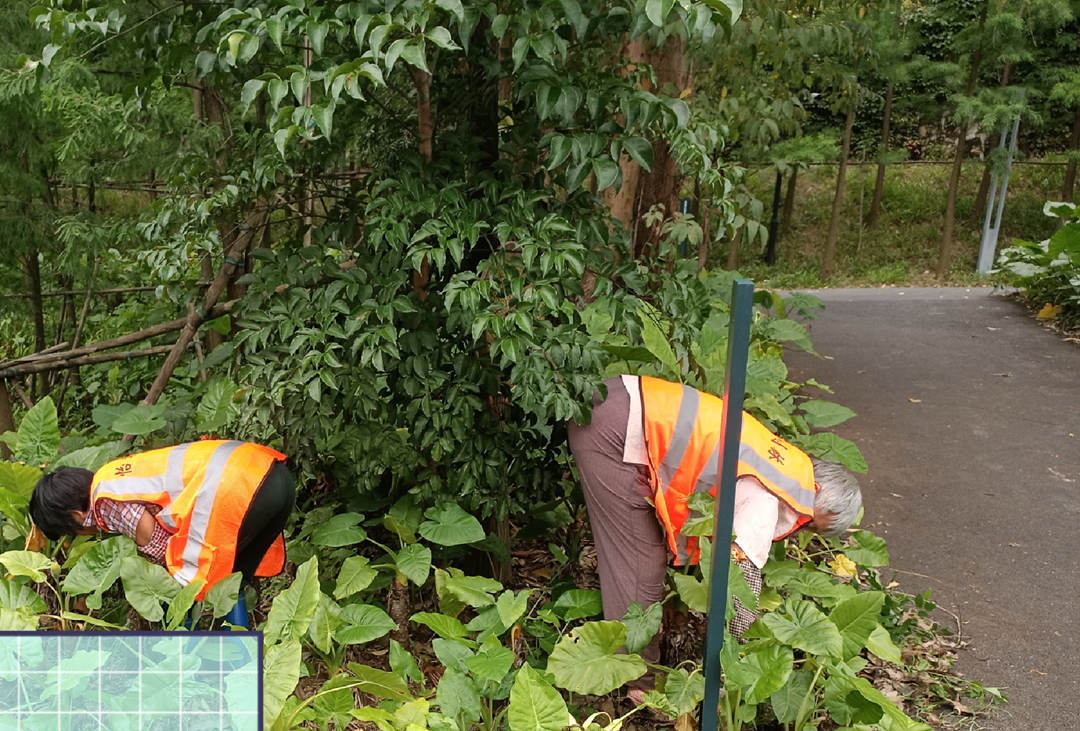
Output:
[29, 467, 94, 540]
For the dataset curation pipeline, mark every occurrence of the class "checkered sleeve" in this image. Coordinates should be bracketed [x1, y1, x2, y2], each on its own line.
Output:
[94, 498, 168, 566]
[730, 557, 764, 639]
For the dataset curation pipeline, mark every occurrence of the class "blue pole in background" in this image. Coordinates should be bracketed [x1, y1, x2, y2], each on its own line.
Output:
[700, 278, 755, 731]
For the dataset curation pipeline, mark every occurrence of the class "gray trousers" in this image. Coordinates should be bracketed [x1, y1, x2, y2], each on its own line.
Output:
[568, 377, 667, 676]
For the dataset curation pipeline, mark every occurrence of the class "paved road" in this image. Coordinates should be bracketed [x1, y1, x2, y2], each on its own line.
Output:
[784, 287, 1080, 730]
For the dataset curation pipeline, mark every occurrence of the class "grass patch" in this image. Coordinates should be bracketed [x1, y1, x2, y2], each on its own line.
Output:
[717, 161, 1067, 288]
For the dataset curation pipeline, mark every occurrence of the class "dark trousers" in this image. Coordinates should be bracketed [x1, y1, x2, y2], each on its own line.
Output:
[232, 462, 295, 583]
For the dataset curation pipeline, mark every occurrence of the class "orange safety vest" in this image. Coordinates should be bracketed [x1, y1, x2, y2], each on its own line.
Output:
[639, 376, 817, 566]
[90, 440, 288, 599]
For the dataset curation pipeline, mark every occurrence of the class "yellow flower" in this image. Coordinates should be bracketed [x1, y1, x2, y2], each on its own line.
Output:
[828, 553, 858, 578]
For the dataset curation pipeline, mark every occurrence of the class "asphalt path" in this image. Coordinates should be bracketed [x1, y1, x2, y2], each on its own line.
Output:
[784, 287, 1080, 730]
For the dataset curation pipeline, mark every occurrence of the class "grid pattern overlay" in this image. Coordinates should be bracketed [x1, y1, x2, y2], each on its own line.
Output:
[0, 632, 260, 731]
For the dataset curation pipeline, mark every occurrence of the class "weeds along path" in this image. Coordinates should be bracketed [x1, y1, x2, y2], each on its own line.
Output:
[785, 286, 1080, 729]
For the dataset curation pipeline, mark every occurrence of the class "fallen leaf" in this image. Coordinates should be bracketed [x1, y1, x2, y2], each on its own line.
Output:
[1036, 303, 1062, 320]
[986, 326, 1000, 331]
[1030, 668, 1046, 675]
[24, 524, 47, 552]
[828, 554, 858, 578]
[908, 397, 922, 403]
[675, 713, 696, 731]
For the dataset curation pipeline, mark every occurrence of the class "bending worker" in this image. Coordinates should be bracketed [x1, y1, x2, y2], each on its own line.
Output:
[29, 440, 295, 627]
[569, 375, 862, 695]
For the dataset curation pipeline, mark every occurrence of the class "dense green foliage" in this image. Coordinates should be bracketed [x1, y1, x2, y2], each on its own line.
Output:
[998, 200, 1080, 327]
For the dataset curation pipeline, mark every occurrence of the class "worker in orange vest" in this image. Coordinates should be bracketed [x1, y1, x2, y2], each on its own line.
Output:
[569, 376, 862, 700]
[29, 440, 295, 627]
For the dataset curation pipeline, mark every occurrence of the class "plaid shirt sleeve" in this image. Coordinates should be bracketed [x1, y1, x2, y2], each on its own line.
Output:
[93, 498, 169, 566]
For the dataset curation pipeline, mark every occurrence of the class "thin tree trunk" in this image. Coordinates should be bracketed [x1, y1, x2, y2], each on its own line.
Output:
[57, 259, 100, 409]
[938, 0, 988, 279]
[21, 253, 47, 399]
[698, 200, 711, 273]
[868, 82, 893, 227]
[821, 107, 856, 280]
[1063, 106, 1080, 203]
[201, 255, 223, 353]
[782, 167, 798, 231]
[765, 170, 783, 265]
[726, 229, 743, 271]
[0, 380, 14, 459]
[139, 213, 265, 410]
[411, 66, 435, 300]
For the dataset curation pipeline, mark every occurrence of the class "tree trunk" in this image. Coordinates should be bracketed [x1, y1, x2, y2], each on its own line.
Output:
[821, 107, 855, 280]
[868, 82, 893, 228]
[411, 66, 434, 300]
[387, 577, 410, 646]
[938, 0, 988, 279]
[765, 170, 783, 265]
[726, 229, 743, 271]
[22, 253, 47, 399]
[1063, 106, 1080, 204]
[782, 167, 798, 231]
[0, 380, 15, 459]
[697, 201, 711, 273]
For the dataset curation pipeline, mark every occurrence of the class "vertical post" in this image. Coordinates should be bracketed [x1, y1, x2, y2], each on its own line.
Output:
[679, 197, 692, 257]
[701, 278, 755, 731]
[765, 170, 783, 265]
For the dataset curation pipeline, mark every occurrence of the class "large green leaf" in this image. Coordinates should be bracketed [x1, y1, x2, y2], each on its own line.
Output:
[770, 668, 814, 724]
[311, 512, 368, 547]
[844, 530, 890, 567]
[828, 674, 932, 730]
[418, 503, 485, 546]
[701, 0, 743, 25]
[264, 640, 303, 728]
[345, 662, 412, 701]
[411, 611, 470, 641]
[440, 573, 502, 608]
[495, 589, 532, 628]
[96, 402, 168, 436]
[639, 308, 679, 376]
[831, 591, 885, 659]
[800, 399, 857, 428]
[337, 603, 396, 645]
[552, 589, 602, 620]
[395, 543, 432, 586]
[120, 556, 180, 623]
[334, 555, 378, 599]
[262, 555, 320, 644]
[792, 433, 868, 474]
[508, 664, 570, 731]
[437, 667, 483, 724]
[465, 638, 514, 683]
[165, 579, 206, 630]
[195, 377, 238, 433]
[0, 606, 38, 630]
[547, 621, 647, 695]
[740, 644, 794, 704]
[761, 599, 843, 659]
[206, 571, 243, 619]
[672, 572, 707, 613]
[309, 594, 344, 654]
[0, 576, 46, 613]
[0, 550, 51, 582]
[663, 667, 706, 716]
[16, 396, 59, 466]
[866, 624, 903, 665]
[621, 601, 663, 655]
[62, 536, 136, 609]
[0, 462, 43, 498]
[53, 441, 129, 471]
[764, 318, 815, 355]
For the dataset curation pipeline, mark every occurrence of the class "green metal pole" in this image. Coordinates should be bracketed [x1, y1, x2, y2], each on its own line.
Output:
[700, 278, 755, 731]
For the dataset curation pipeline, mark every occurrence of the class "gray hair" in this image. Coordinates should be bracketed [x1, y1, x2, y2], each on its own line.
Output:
[810, 457, 862, 536]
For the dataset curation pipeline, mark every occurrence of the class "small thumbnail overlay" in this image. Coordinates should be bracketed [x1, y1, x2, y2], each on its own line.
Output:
[0, 632, 261, 730]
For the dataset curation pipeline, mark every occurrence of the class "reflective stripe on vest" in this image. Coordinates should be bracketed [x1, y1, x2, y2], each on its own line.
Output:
[90, 440, 286, 598]
[640, 376, 816, 566]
